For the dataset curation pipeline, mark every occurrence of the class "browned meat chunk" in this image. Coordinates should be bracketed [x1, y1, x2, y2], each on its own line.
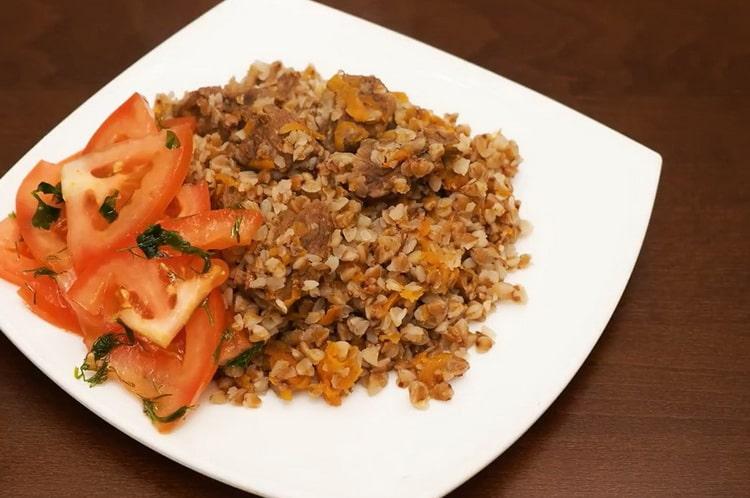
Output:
[327, 73, 396, 138]
[273, 198, 334, 257]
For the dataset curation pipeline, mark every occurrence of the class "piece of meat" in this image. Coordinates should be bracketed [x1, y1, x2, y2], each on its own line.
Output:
[172, 86, 232, 136]
[327, 73, 396, 132]
[175, 86, 221, 116]
[273, 198, 334, 257]
[330, 140, 410, 199]
[233, 105, 322, 171]
[244, 105, 297, 148]
[274, 71, 302, 104]
[229, 106, 296, 170]
[227, 140, 256, 167]
[299, 200, 334, 256]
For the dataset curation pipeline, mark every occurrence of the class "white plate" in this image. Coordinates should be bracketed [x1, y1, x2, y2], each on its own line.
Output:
[0, 0, 661, 496]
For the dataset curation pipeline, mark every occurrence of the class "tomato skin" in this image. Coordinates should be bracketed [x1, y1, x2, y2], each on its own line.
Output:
[15, 161, 72, 272]
[0, 215, 41, 286]
[168, 289, 226, 416]
[117, 258, 228, 348]
[18, 274, 81, 334]
[165, 181, 211, 218]
[108, 288, 226, 431]
[217, 328, 252, 365]
[161, 208, 263, 251]
[67, 251, 228, 347]
[2, 93, 271, 431]
[84, 93, 159, 153]
[67, 299, 109, 347]
[0, 210, 80, 333]
[62, 123, 194, 271]
[160, 116, 197, 131]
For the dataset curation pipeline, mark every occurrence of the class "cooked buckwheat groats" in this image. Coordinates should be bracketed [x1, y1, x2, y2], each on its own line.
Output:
[155, 61, 530, 409]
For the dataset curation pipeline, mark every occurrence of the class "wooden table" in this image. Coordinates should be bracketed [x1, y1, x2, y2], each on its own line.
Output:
[1, 1, 747, 496]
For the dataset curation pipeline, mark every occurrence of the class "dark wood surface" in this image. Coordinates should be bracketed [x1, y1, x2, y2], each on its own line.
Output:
[1, 1, 748, 496]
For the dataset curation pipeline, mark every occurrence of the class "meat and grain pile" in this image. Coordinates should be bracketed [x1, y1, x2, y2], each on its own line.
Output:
[155, 62, 530, 409]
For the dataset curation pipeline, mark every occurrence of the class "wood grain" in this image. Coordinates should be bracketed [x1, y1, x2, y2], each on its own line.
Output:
[1, 1, 748, 496]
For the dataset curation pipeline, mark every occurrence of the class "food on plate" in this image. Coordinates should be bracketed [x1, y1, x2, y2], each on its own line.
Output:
[0, 96, 261, 431]
[0, 60, 529, 430]
[156, 61, 530, 409]
[61, 122, 194, 269]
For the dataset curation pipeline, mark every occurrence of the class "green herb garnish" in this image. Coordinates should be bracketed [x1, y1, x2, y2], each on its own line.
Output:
[8, 211, 16, 219]
[36, 182, 64, 203]
[142, 395, 190, 424]
[31, 182, 63, 230]
[165, 130, 180, 149]
[119, 319, 136, 345]
[99, 190, 119, 223]
[74, 362, 109, 386]
[231, 216, 243, 243]
[224, 342, 264, 369]
[90, 333, 123, 361]
[74, 326, 136, 387]
[24, 266, 57, 278]
[136, 224, 211, 273]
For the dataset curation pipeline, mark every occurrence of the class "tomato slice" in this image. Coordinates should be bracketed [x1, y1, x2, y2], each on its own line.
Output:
[107, 288, 226, 431]
[165, 181, 211, 218]
[160, 116, 197, 130]
[84, 93, 159, 153]
[118, 258, 227, 348]
[0, 215, 41, 286]
[15, 161, 72, 272]
[160, 209, 263, 250]
[62, 122, 193, 270]
[18, 273, 81, 333]
[216, 328, 253, 365]
[66, 299, 112, 348]
[0, 213, 80, 333]
[67, 251, 228, 348]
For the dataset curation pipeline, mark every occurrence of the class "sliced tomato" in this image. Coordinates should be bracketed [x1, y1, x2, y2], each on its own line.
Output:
[18, 273, 81, 333]
[107, 288, 226, 431]
[66, 298, 113, 348]
[216, 328, 253, 365]
[160, 116, 197, 130]
[15, 161, 72, 272]
[160, 208, 263, 251]
[117, 257, 227, 348]
[0, 215, 41, 286]
[67, 251, 228, 348]
[0, 213, 81, 332]
[62, 122, 193, 270]
[84, 93, 159, 153]
[165, 181, 211, 218]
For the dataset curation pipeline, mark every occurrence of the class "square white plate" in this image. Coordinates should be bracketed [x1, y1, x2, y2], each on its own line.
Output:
[0, 0, 661, 497]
